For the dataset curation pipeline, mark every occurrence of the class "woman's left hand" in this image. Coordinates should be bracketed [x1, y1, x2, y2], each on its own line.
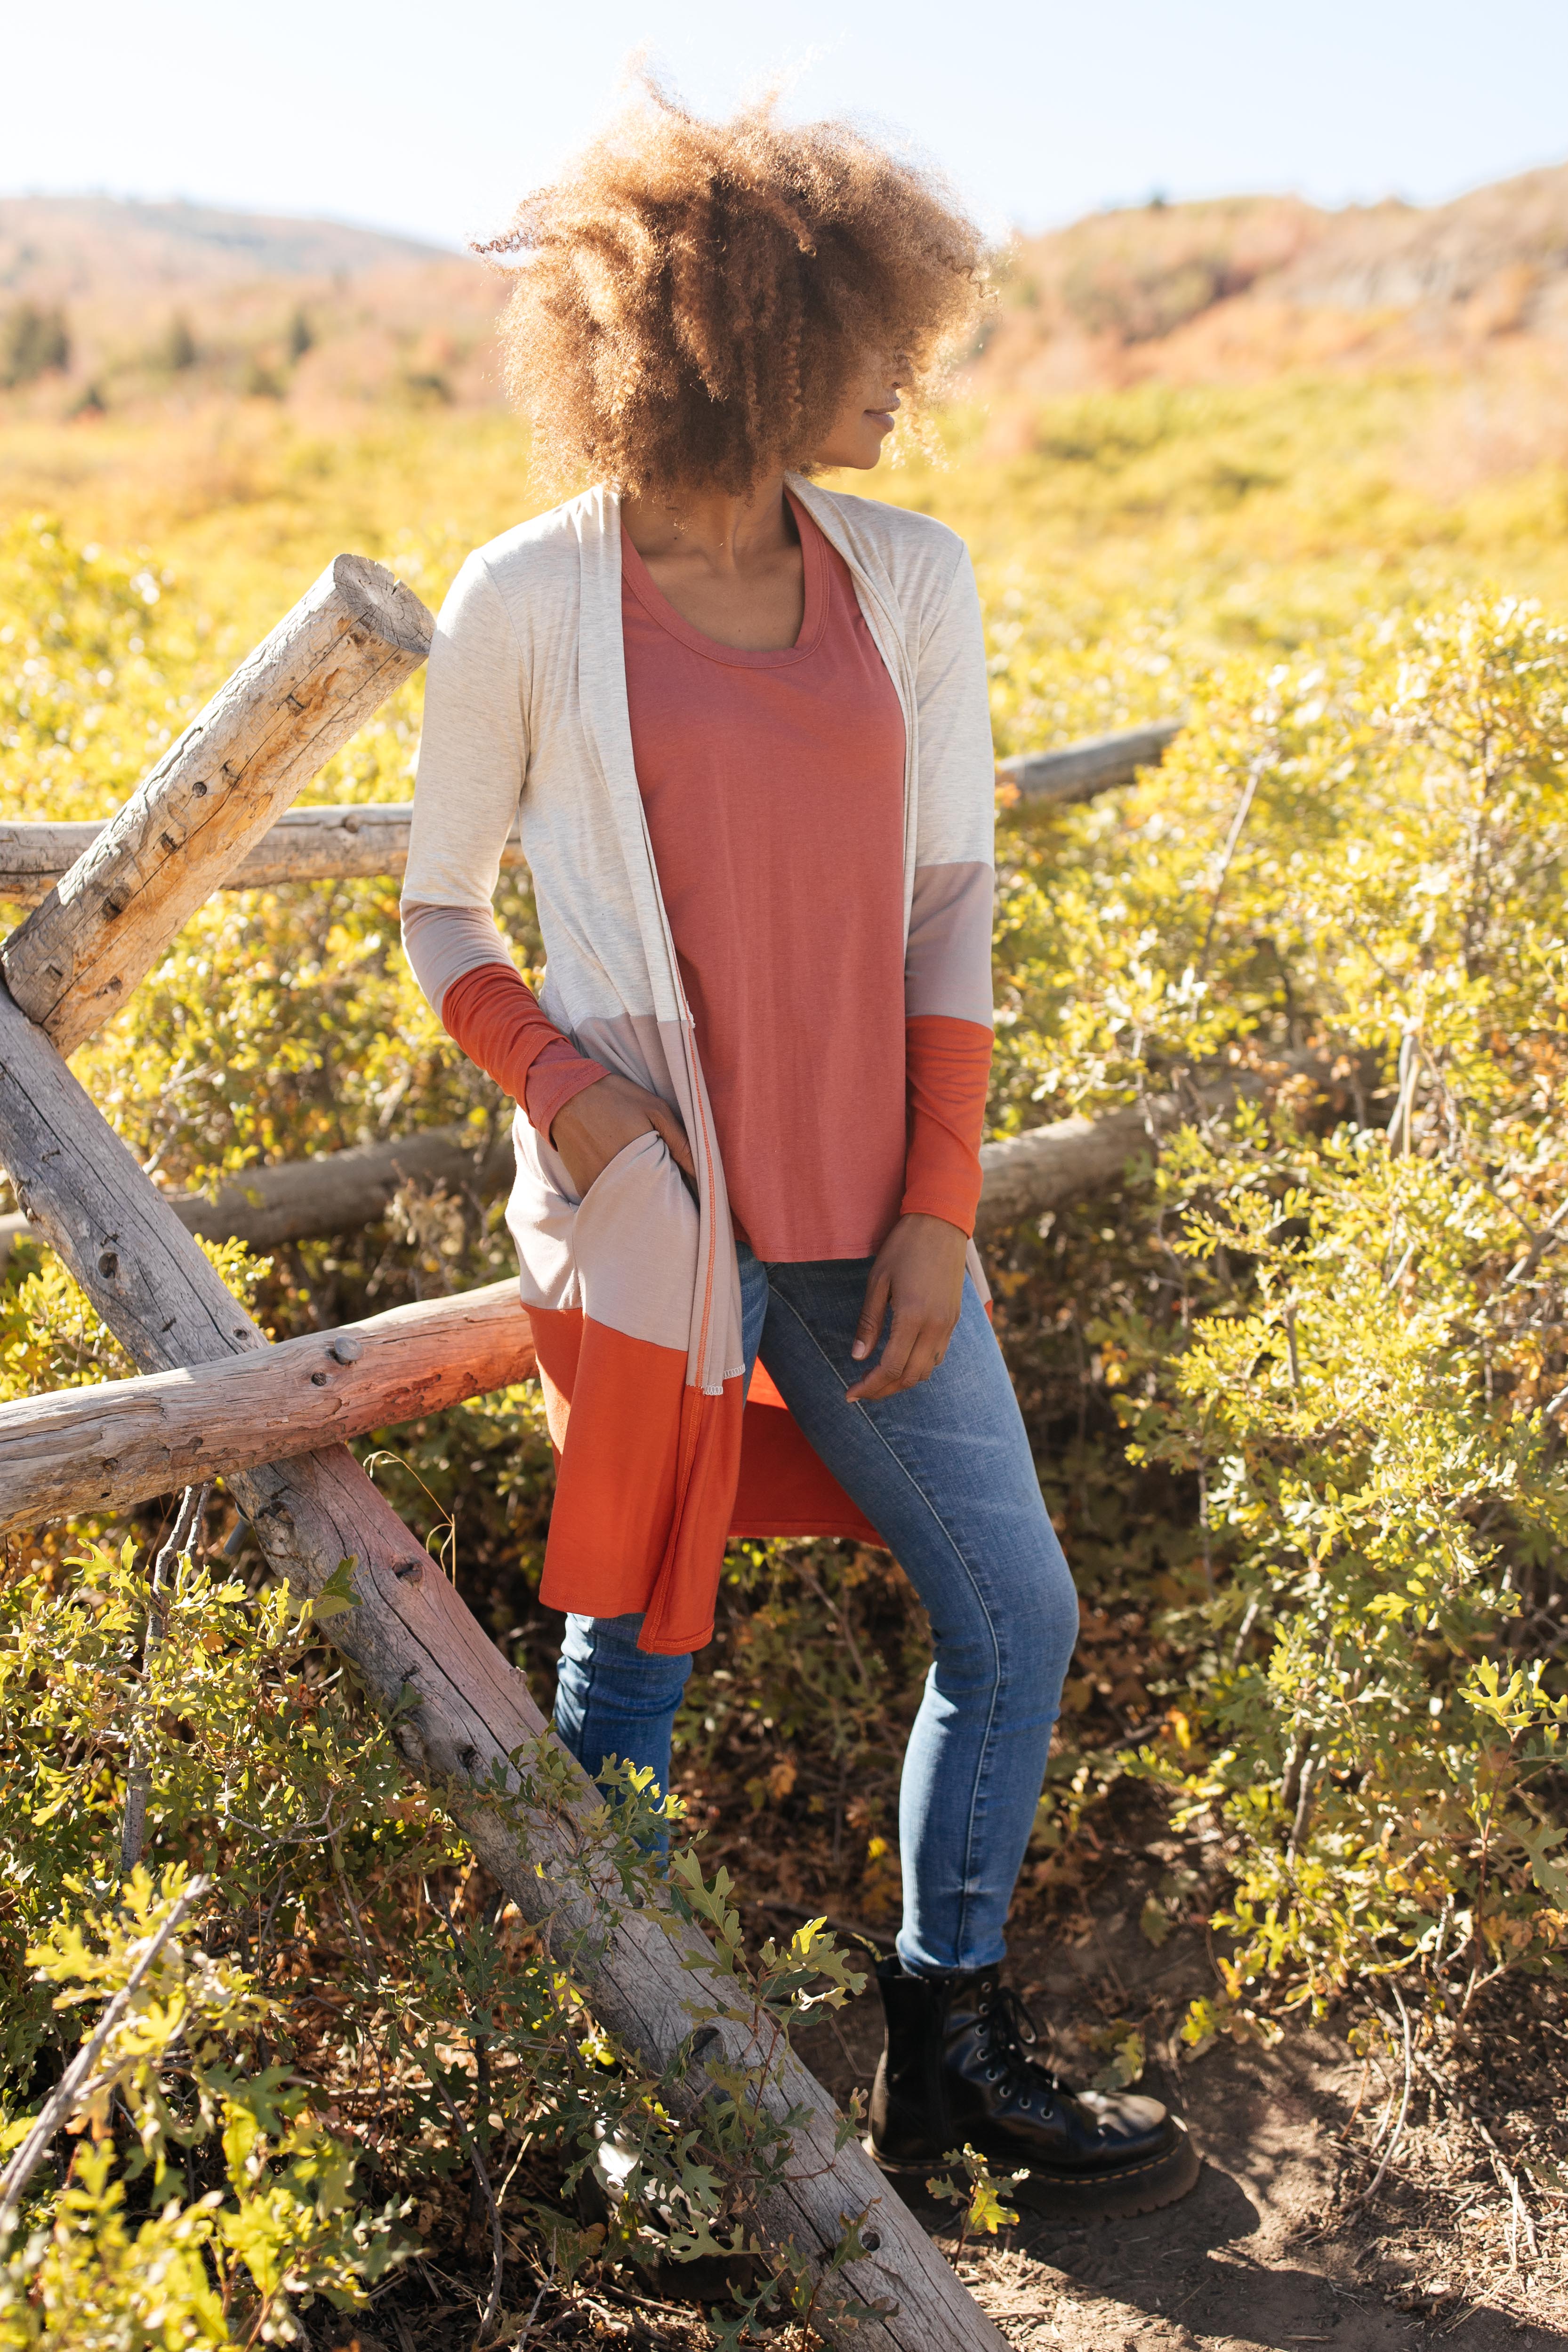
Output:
[846, 1213, 969, 1403]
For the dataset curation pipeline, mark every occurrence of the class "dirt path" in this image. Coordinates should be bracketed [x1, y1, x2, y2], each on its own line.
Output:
[784, 1880, 1568, 2352]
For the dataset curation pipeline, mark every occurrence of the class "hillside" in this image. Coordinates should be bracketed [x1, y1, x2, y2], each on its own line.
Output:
[0, 195, 446, 294]
[5, 163, 1568, 433]
[0, 194, 504, 414]
[969, 158, 1568, 399]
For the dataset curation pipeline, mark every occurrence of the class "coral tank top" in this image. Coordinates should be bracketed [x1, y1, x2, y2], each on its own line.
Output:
[619, 492, 908, 1260]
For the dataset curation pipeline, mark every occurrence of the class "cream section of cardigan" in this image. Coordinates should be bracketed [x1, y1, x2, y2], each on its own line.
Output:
[402, 477, 997, 1392]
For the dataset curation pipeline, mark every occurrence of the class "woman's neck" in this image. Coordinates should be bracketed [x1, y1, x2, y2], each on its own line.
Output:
[618, 470, 808, 651]
[619, 473, 793, 576]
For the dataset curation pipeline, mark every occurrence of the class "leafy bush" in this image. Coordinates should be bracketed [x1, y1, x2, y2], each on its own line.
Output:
[0, 1533, 877, 2347]
[1, 376, 1566, 2332]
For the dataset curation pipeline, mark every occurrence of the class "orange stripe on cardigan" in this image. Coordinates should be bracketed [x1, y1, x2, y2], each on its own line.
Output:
[531, 1308, 880, 1654]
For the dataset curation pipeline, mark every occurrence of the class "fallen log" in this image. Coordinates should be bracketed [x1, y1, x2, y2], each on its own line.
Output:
[0, 556, 433, 1058]
[0, 1118, 513, 1273]
[997, 717, 1182, 806]
[0, 803, 528, 909]
[974, 1101, 1162, 1241]
[0, 1036, 1002, 2342]
[175, 1119, 517, 1252]
[0, 1278, 536, 1536]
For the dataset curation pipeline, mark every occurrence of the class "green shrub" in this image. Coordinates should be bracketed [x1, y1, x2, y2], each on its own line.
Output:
[2, 451, 1566, 2328]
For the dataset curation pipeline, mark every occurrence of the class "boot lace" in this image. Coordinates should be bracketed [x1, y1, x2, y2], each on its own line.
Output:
[978, 1984, 1058, 2103]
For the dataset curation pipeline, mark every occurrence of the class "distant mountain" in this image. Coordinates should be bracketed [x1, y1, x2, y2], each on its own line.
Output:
[0, 196, 450, 299]
[968, 160, 1568, 398]
[0, 195, 499, 415]
[6, 168, 1568, 428]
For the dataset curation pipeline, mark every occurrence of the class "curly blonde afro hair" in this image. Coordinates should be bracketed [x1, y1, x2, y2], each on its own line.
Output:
[479, 81, 988, 499]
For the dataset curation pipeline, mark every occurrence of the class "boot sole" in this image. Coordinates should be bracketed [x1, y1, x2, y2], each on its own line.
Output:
[866, 2119, 1202, 2221]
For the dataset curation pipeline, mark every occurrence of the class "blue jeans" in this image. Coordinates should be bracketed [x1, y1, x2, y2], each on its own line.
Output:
[553, 1243, 1079, 1975]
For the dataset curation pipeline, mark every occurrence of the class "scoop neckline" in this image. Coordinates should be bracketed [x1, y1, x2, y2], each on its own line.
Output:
[618, 489, 828, 667]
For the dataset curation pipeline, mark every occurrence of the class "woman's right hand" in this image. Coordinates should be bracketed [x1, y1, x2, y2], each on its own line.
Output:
[550, 1073, 695, 1199]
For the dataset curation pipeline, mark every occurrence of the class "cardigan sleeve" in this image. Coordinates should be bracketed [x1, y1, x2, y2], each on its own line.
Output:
[401, 552, 608, 1133]
[441, 963, 609, 1136]
[900, 543, 996, 1233]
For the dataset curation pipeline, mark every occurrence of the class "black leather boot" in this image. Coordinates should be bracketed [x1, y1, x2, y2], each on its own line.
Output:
[868, 1957, 1199, 2216]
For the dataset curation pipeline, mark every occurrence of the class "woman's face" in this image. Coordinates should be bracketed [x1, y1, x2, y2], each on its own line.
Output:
[812, 357, 903, 471]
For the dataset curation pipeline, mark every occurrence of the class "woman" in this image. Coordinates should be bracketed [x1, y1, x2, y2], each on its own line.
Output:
[402, 86, 1196, 2216]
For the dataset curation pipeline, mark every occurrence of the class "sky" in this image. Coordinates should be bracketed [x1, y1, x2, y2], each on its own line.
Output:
[3, 0, 1564, 249]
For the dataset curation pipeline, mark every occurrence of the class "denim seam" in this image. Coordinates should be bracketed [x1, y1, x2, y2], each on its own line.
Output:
[762, 1280, 1004, 1970]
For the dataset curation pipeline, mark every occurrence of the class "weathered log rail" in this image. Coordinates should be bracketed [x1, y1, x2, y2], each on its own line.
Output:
[0, 1118, 512, 1270]
[996, 716, 1183, 805]
[0, 1279, 537, 1536]
[0, 719, 1182, 906]
[0, 1098, 1194, 1528]
[0, 554, 1012, 2350]
[0, 803, 528, 908]
[0, 1085, 1173, 1274]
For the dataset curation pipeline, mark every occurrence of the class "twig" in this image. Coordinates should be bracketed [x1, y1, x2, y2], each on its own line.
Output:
[1507, 2167, 1533, 2270]
[795, 1561, 869, 1689]
[1386, 1031, 1417, 1158]
[1286, 1752, 1318, 1866]
[1363, 1986, 1414, 2205]
[1412, 2047, 1538, 2263]
[431, 2073, 504, 2349]
[1310, 1986, 1412, 2237]
[1504, 1195, 1568, 1288]
[0, 1874, 209, 2232]
[328, 1831, 373, 1968]
[121, 1482, 210, 1877]
[1230, 1594, 1261, 1666]
[513, 2269, 551, 2349]
[1198, 755, 1266, 971]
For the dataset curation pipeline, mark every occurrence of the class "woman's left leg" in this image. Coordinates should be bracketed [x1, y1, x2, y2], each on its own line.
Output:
[760, 1257, 1198, 2210]
[756, 1260, 1078, 1975]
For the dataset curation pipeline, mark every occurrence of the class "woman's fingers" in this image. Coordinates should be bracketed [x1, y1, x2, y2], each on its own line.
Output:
[849, 1306, 946, 1401]
[850, 1264, 893, 1364]
[649, 1099, 697, 1179]
[847, 1316, 911, 1401]
[552, 1076, 695, 1195]
[847, 1298, 950, 1401]
[846, 1213, 967, 1400]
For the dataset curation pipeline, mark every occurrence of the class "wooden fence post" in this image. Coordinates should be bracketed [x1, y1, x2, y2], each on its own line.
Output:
[0, 556, 431, 1057]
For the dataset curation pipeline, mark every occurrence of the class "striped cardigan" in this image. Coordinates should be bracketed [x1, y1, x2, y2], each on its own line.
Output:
[401, 476, 996, 1653]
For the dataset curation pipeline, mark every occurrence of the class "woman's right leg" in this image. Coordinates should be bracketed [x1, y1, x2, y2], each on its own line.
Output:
[553, 1609, 692, 1795]
[550, 1241, 772, 1797]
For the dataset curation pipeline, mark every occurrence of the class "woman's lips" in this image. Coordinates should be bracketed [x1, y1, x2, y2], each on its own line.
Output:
[867, 409, 896, 431]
